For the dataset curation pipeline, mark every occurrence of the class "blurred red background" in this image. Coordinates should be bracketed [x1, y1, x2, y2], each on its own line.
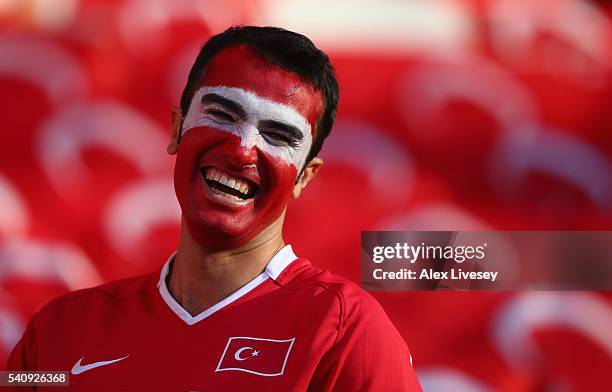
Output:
[0, 0, 611, 391]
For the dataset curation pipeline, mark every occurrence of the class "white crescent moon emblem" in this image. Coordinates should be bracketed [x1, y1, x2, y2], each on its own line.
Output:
[234, 346, 253, 361]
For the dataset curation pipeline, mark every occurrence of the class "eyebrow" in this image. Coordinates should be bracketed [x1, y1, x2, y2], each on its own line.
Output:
[258, 119, 304, 141]
[201, 93, 247, 120]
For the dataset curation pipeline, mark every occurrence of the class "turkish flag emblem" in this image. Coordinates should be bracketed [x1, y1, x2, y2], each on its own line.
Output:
[215, 336, 296, 376]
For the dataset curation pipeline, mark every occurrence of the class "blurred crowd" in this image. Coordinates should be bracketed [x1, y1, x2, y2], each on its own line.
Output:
[0, 1, 611, 390]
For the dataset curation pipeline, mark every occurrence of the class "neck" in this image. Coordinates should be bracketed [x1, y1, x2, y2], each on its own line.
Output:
[167, 214, 286, 316]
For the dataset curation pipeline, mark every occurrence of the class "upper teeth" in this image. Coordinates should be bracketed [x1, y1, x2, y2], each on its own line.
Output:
[204, 168, 252, 195]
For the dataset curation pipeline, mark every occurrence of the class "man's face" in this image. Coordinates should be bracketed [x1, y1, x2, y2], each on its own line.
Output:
[173, 45, 323, 249]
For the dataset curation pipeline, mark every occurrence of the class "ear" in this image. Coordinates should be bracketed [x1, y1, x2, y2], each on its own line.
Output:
[167, 107, 182, 155]
[292, 157, 323, 199]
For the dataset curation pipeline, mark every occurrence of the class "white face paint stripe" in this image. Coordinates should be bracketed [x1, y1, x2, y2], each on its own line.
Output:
[183, 86, 314, 170]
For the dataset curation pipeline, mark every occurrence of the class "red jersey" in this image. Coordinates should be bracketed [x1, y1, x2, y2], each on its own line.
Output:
[7, 245, 422, 391]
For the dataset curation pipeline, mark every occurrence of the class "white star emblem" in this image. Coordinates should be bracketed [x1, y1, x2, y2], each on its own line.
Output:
[251, 350, 259, 357]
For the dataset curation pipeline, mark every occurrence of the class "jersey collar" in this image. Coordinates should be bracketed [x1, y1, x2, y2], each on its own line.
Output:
[157, 244, 298, 325]
[263, 244, 298, 280]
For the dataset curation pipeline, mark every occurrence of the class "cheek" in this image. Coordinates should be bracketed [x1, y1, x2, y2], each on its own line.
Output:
[257, 153, 298, 212]
[269, 159, 298, 190]
[177, 126, 226, 159]
[173, 127, 225, 196]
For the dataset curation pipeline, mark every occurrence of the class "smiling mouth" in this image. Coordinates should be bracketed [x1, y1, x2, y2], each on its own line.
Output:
[201, 167, 258, 201]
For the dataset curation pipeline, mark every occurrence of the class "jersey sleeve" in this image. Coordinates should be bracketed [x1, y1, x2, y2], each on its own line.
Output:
[5, 311, 41, 392]
[6, 310, 40, 371]
[309, 290, 422, 392]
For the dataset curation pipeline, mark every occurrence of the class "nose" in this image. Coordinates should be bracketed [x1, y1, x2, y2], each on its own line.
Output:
[223, 137, 258, 168]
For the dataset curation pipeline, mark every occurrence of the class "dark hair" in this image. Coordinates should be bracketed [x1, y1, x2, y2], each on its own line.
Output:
[180, 26, 339, 163]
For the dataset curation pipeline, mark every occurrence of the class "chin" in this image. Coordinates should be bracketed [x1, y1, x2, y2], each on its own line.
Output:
[184, 214, 257, 250]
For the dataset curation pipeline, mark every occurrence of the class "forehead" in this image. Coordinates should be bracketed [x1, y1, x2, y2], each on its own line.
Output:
[199, 45, 323, 130]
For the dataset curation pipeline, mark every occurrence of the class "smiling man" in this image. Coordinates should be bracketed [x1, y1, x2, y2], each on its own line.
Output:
[7, 26, 422, 391]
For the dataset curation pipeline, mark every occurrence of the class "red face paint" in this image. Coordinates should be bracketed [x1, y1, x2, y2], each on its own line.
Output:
[201, 45, 323, 129]
[173, 45, 323, 249]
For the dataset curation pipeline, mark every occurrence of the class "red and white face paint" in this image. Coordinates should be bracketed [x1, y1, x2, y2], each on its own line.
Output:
[173, 45, 323, 249]
[184, 86, 314, 169]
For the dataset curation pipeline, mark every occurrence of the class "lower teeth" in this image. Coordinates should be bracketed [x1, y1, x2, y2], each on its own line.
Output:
[206, 179, 249, 200]
[219, 191, 240, 200]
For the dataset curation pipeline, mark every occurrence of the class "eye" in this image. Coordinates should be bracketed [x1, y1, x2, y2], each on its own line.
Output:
[260, 130, 297, 147]
[206, 109, 236, 124]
